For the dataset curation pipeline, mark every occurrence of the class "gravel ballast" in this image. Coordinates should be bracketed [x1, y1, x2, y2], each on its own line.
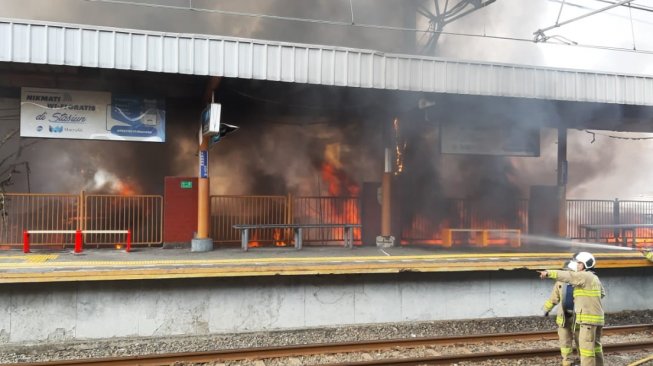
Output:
[1, 310, 652, 364]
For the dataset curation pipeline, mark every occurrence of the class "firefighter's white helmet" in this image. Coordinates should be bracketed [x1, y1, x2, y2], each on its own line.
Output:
[573, 251, 596, 270]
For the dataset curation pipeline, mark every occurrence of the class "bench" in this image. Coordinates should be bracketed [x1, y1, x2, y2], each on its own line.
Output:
[232, 224, 361, 251]
[579, 223, 653, 247]
[440, 228, 521, 248]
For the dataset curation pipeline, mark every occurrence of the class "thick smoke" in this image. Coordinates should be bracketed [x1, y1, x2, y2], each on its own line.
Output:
[2, 1, 653, 203]
[0, 97, 199, 195]
[208, 82, 385, 196]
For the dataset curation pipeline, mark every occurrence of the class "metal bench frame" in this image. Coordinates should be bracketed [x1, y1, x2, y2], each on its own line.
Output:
[233, 224, 361, 251]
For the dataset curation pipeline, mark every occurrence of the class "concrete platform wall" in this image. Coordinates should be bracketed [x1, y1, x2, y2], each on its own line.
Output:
[1, 268, 651, 344]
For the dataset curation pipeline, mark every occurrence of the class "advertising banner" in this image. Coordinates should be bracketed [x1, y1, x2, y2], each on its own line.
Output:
[20, 87, 165, 142]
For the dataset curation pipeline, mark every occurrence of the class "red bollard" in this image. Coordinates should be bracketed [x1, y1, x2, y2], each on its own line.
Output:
[23, 230, 30, 253]
[74, 229, 83, 253]
[125, 229, 132, 253]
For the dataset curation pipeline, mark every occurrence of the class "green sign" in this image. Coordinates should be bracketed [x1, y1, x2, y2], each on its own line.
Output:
[180, 181, 192, 189]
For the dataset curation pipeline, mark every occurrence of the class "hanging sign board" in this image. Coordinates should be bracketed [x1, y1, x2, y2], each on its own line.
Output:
[201, 103, 221, 136]
[20, 87, 166, 142]
[440, 120, 540, 157]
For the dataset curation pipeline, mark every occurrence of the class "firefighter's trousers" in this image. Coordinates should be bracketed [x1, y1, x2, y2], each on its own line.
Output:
[578, 324, 603, 366]
[559, 319, 578, 366]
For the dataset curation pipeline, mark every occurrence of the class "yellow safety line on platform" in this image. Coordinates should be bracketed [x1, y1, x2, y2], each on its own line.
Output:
[0, 251, 642, 269]
[0, 254, 58, 263]
[0, 258, 648, 283]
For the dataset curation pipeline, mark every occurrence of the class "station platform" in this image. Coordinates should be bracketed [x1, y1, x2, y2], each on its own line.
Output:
[0, 245, 651, 283]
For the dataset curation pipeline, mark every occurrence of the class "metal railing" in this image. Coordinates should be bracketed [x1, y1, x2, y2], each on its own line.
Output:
[210, 195, 361, 246]
[402, 199, 529, 244]
[83, 194, 163, 247]
[0, 192, 162, 249]
[0, 193, 79, 248]
[567, 199, 653, 244]
[6, 192, 653, 250]
[293, 196, 361, 244]
[210, 195, 290, 245]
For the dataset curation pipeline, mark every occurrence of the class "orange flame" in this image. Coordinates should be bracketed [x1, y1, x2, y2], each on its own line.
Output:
[322, 153, 361, 241]
[274, 228, 288, 247]
[115, 180, 137, 196]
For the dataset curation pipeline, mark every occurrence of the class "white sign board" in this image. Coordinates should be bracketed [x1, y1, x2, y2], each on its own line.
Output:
[20, 87, 165, 142]
[201, 103, 221, 136]
[441, 120, 540, 157]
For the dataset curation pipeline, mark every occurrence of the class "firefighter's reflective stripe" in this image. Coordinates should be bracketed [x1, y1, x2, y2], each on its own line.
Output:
[574, 288, 602, 297]
[544, 300, 554, 311]
[560, 346, 572, 356]
[595, 345, 603, 353]
[579, 347, 595, 357]
[549, 270, 559, 279]
[646, 251, 653, 261]
[576, 313, 604, 323]
[556, 314, 564, 326]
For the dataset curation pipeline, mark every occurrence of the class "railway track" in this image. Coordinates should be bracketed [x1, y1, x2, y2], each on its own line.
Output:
[9, 324, 653, 366]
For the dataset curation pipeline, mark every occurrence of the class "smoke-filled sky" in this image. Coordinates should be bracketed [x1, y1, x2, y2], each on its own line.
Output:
[3, 0, 653, 73]
[2, 0, 653, 200]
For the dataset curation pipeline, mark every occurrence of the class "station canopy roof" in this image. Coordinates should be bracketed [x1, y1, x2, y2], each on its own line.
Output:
[2, 17, 653, 107]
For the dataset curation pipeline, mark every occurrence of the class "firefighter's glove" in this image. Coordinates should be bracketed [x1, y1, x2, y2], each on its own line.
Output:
[543, 311, 549, 317]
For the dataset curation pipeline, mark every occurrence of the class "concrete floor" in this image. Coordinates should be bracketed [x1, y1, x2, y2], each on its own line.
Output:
[0, 245, 650, 283]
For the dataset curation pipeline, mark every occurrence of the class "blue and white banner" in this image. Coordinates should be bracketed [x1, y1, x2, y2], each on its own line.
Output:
[20, 87, 165, 142]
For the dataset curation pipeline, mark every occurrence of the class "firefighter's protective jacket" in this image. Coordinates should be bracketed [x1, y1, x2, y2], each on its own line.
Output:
[547, 270, 605, 326]
[543, 281, 574, 327]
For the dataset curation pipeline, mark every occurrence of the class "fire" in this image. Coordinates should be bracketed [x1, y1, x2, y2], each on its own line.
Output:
[249, 230, 262, 248]
[291, 145, 363, 245]
[393, 117, 405, 175]
[321, 144, 359, 196]
[115, 181, 137, 196]
[86, 169, 140, 195]
[273, 228, 288, 247]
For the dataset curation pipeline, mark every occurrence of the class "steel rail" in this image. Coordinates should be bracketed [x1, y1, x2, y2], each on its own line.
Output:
[7, 324, 653, 366]
[322, 340, 653, 365]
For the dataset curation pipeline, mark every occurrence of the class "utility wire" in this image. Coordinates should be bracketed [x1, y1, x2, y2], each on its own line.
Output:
[83, 0, 653, 57]
[628, 3, 637, 50]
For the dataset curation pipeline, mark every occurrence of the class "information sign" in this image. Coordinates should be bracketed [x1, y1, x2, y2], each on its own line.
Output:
[199, 151, 208, 179]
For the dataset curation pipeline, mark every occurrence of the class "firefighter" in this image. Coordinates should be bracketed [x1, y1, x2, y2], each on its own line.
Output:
[543, 260, 579, 366]
[538, 252, 605, 366]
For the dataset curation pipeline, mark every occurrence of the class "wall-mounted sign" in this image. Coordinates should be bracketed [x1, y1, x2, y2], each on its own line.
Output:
[180, 181, 193, 189]
[440, 120, 540, 157]
[20, 87, 165, 142]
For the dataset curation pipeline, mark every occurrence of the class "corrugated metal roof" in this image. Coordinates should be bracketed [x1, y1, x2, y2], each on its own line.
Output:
[2, 17, 653, 106]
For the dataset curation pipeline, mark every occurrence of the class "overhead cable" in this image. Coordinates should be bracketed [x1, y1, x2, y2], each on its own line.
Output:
[83, 0, 653, 56]
[535, 0, 635, 42]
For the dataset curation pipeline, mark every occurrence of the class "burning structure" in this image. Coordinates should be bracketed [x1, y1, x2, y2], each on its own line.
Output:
[2, 1, 653, 249]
